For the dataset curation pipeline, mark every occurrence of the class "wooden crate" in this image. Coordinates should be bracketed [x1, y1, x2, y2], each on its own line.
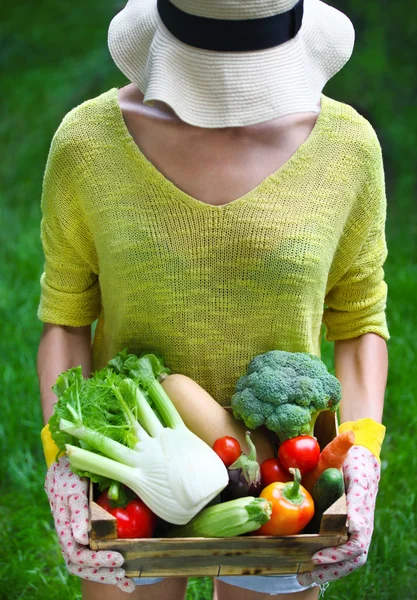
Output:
[89, 410, 347, 578]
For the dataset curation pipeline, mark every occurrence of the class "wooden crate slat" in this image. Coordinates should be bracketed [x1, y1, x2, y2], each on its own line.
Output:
[216, 564, 299, 577]
[91, 532, 348, 577]
[128, 566, 220, 577]
[127, 563, 302, 578]
[91, 533, 347, 554]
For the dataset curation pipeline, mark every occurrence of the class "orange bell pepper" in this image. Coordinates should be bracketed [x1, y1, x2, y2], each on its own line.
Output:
[256, 468, 314, 535]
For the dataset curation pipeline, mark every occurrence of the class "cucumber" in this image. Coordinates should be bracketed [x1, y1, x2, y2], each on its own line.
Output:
[304, 468, 344, 533]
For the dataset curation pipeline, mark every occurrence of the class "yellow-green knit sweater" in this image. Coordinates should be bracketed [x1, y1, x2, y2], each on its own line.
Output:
[38, 88, 389, 406]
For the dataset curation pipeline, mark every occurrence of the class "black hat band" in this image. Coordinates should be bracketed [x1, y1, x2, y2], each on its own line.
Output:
[156, 0, 304, 52]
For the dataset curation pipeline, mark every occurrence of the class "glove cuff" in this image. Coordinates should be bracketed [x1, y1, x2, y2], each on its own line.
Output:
[41, 424, 64, 468]
[338, 418, 385, 462]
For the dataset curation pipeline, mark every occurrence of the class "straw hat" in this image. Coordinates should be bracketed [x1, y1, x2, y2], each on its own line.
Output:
[108, 0, 355, 128]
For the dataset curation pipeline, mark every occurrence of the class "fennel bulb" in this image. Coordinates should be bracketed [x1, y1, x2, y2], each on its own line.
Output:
[50, 353, 229, 525]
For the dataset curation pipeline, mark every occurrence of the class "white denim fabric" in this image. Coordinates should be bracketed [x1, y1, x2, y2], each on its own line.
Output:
[132, 577, 164, 585]
[216, 575, 317, 594]
[132, 575, 317, 594]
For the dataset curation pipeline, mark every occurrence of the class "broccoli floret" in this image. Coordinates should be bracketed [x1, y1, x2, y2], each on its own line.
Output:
[265, 404, 312, 439]
[231, 351, 342, 440]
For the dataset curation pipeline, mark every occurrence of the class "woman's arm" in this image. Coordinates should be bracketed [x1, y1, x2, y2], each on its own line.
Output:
[299, 333, 388, 588]
[37, 323, 92, 424]
[334, 332, 388, 424]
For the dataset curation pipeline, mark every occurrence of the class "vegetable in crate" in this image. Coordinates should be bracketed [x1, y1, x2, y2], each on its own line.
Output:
[256, 468, 314, 536]
[302, 430, 355, 493]
[167, 496, 272, 538]
[260, 458, 292, 486]
[97, 489, 157, 538]
[221, 432, 263, 502]
[49, 351, 228, 525]
[303, 468, 344, 533]
[278, 435, 320, 475]
[231, 350, 342, 441]
[213, 436, 242, 467]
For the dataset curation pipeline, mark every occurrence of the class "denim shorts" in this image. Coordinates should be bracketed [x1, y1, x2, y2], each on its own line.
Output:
[132, 575, 317, 595]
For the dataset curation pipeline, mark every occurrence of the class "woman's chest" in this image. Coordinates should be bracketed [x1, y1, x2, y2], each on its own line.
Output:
[77, 120, 361, 299]
[83, 178, 346, 300]
[120, 106, 319, 207]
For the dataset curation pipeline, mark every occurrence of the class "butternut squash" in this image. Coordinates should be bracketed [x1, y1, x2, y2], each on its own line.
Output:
[160, 373, 275, 463]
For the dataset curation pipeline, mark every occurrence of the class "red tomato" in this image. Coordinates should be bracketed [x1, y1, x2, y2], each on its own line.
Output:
[97, 493, 156, 538]
[213, 436, 242, 467]
[260, 458, 292, 486]
[278, 435, 320, 475]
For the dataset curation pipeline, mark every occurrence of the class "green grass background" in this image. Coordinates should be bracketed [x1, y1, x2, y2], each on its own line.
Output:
[0, 1, 416, 599]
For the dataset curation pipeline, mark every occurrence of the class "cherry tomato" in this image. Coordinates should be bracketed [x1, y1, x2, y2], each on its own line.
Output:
[213, 436, 242, 467]
[278, 435, 320, 475]
[97, 492, 156, 538]
[260, 458, 292, 486]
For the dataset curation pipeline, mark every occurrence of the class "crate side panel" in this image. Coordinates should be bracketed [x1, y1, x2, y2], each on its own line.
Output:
[90, 534, 347, 577]
[319, 495, 348, 535]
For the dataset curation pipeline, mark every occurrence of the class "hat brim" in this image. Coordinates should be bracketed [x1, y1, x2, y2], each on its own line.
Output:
[108, 0, 354, 128]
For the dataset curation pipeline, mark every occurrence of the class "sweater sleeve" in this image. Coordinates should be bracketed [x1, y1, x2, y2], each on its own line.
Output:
[322, 129, 389, 342]
[38, 124, 101, 326]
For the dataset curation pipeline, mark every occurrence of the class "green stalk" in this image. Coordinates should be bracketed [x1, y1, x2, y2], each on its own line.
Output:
[116, 378, 163, 437]
[66, 403, 80, 422]
[66, 444, 139, 491]
[308, 412, 320, 437]
[228, 432, 261, 486]
[59, 418, 139, 467]
[110, 379, 150, 441]
[134, 384, 165, 436]
[107, 482, 136, 507]
[123, 353, 183, 429]
[282, 468, 304, 505]
[145, 378, 184, 429]
[107, 481, 120, 502]
[75, 377, 82, 423]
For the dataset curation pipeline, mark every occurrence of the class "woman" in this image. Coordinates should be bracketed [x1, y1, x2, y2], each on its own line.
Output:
[38, 0, 388, 598]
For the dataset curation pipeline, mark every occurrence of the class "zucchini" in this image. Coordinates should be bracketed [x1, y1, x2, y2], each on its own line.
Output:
[304, 468, 344, 533]
[167, 496, 272, 538]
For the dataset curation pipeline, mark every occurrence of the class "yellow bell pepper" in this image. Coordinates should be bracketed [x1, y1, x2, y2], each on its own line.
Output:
[41, 424, 64, 468]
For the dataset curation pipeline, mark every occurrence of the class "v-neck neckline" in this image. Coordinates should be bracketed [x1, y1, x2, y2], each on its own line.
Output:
[110, 87, 329, 212]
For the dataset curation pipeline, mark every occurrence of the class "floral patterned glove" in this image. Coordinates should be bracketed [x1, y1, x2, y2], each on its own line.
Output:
[298, 445, 380, 586]
[45, 457, 135, 593]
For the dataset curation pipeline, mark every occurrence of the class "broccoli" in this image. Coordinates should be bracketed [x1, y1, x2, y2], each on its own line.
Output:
[231, 351, 342, 440]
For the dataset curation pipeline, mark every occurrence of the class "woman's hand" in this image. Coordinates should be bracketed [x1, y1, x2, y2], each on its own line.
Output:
[298, 445, 380, 586]
[45, 457, 135, 593]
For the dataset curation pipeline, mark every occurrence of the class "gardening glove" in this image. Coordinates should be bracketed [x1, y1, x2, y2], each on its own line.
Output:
[44, 456, 136, 593]
[298, 419, 385, 586]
